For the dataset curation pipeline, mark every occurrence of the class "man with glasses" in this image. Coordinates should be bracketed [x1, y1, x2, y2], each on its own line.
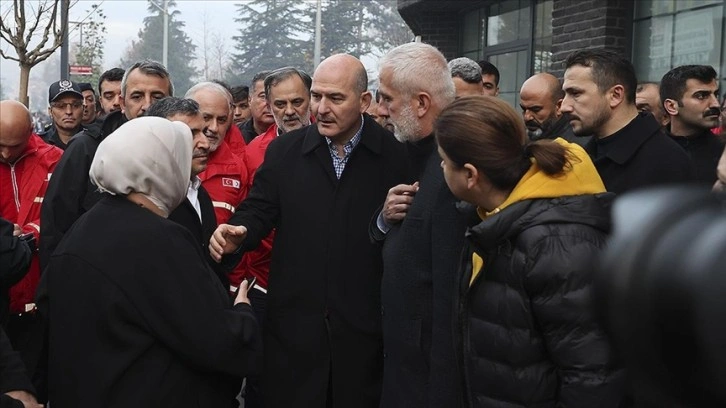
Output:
[39, 80, 85, 150]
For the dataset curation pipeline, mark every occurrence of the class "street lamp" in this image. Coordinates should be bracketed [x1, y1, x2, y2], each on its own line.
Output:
[314, 0, 322, 70]
[149, 0, 169, 67]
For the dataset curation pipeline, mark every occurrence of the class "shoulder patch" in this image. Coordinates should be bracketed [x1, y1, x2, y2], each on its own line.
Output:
[222, 177, 241, 189]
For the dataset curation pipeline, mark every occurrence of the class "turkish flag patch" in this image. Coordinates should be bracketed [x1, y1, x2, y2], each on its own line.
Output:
[222, 178, 241, 189]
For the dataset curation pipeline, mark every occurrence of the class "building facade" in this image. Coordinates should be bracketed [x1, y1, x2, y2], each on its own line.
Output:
[398, 0, 725, 107]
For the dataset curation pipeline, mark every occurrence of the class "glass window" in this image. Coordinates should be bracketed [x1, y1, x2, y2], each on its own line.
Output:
[633, 4, 723, 82]
[462, 10, 482, 55]
[533, 0, 553, 72]
[635, 0, 675, 19]
[487, 0, 531, 46]
[489, 50, 528, 107]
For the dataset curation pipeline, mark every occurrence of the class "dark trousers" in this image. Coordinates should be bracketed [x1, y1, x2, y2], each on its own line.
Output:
[244, 287, 267, 408]
[7, 313, 48, 402]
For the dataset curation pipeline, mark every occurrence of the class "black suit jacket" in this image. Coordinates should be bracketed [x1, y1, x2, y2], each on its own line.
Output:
[168, 186, 227, 289]
[226, 115, 408, 408]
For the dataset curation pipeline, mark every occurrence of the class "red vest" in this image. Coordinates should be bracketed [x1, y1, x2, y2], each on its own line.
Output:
[0, 134, 63, 313]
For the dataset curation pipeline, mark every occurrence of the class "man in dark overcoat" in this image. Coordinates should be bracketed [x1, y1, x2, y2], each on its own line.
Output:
[209, 54, 408, 408]
[370, 42, 472, 408]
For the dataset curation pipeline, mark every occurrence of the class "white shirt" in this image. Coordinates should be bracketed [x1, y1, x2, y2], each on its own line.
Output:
[186, 176, 202, 222]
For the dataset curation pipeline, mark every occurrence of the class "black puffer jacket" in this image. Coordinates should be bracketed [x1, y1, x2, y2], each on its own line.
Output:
[457, 194, 625, 408]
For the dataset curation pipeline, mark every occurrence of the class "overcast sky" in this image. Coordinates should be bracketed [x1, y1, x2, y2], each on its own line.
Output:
[1, 1, 242, 97]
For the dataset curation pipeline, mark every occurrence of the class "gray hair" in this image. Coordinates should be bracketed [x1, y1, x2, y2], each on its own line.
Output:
[379, 42, 455, 108]
[448, 57, 483, 84]
[184, 82, 232, 106]
[121, 59, 174, 97]
[264, 67, 312, 101]
[251, 71, 273, 92]
[144, 97, 199, 119]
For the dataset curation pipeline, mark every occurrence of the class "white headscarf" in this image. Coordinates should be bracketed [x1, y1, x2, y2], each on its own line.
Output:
[90, 117, 192, 217]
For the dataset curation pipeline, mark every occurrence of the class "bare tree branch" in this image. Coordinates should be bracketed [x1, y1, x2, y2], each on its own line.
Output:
[0, 48, 21, 62]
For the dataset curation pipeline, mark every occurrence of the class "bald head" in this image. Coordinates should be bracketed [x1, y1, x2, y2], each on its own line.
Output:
[317, 54, 368, 94]
[519, 73, 564, 139]
[311, 54, 371, 143]
[0, 100, 34, 164]
[520, 73, 563, 105]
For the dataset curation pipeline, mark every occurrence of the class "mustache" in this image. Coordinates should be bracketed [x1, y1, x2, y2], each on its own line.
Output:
[524, 120, 541, 129]
[704, 107, 721, 117]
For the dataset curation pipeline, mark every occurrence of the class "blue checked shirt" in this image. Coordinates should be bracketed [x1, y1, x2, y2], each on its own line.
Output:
[325, 116, 364, 179]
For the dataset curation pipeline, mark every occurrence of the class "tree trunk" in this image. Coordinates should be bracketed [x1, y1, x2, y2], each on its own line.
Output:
[18, 64, 31, 107]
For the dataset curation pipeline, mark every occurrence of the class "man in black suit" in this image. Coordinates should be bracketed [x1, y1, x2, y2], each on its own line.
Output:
[146, 97, 226, 288]
[561, 49, 693, 194]
[209, 54, 408, 408]
[372, 42, 473, 408]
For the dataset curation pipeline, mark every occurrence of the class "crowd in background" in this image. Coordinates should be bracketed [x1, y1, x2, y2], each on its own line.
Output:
[1, 41, 726, 408]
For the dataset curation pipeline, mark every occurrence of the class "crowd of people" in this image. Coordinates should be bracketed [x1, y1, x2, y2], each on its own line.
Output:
[1, 41, 725, 408]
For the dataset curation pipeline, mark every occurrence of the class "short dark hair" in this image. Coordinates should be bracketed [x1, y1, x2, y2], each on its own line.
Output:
[98, 68, 125, 94]
[250, 71, 272, 92]
[144, 97, 199, 119]
[659, 65, 718, 105]
[122, 60, 174, 97]
[264, 67, 312, 101]
[231, 86, 249, 103]
[477, 60, 500, 86]
[565, 49, 637, 104]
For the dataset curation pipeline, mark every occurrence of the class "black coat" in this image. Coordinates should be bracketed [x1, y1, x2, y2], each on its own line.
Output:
[226, 116, 408, 408]
[585, 112, 693, 194]
[0, 325, 35, 407]
[458, 194, 625, 408]
[39, 110, 127, 271]
[39, 196, 260, 408]
[0, 218, 32, 327]
[667, 128, 725, 185]
[373, 136, 472, 408]
[168, 186, 227, 289]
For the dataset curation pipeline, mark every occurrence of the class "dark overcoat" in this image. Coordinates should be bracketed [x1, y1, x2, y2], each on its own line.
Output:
[585, 112, 693, 194]
[168, 186, 227, 289]
[373, 136, 472, 408]
[227, 115, 408, 408]
[39, 196, 260, 408]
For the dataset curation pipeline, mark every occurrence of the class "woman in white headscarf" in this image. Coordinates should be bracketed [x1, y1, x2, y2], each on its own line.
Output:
[40, 117, 260, 407]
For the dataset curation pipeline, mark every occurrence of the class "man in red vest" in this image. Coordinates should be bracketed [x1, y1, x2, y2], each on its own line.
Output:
[0, 100, 63, 375]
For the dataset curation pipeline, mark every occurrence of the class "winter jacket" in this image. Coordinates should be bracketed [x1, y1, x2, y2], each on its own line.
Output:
[0, 135, 63, 314]
[458, 140, 625, 407]
[666, 128, 725, 185]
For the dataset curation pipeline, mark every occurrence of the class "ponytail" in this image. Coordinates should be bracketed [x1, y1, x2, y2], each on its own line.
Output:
[523, 140, 573, 176]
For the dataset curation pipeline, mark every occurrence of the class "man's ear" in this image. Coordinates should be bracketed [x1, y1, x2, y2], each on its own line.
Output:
[360, 91, 372, 113]
[663, 98, 680, 116]
[415, 92, 432, 118]
[555, 98, 564, 116]
[119, 95, 126, 114]
[608, 85, 626, 108]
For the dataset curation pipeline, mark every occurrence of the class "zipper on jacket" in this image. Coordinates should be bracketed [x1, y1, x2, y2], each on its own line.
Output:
[9, 163, 21, 212]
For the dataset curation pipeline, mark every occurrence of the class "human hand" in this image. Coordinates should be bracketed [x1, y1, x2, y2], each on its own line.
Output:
[382, 182, 419, 224]
[4, 390, 43, 408]
[209, 224, 247, 262]
[12, 224, 21, 236]
[234, 278, 253, 306]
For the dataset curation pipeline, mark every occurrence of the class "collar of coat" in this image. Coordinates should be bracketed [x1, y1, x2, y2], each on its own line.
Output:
[301, 114, 384, 156]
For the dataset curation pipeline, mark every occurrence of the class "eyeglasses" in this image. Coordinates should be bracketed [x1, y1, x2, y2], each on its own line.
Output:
[50, 101, 83, 110]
